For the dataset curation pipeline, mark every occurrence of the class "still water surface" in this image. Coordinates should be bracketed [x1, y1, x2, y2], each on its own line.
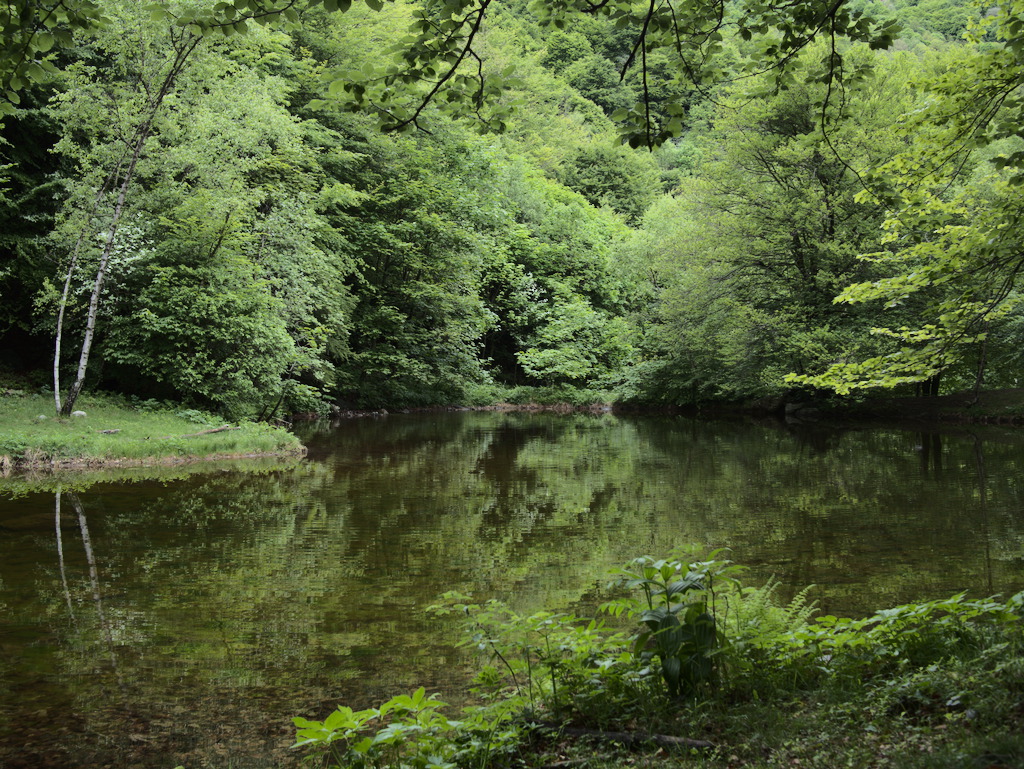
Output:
[1, 411, 1023, 767]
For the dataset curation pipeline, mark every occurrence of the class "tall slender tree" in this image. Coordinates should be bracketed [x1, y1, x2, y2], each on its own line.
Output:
[50, 10, 204, 415]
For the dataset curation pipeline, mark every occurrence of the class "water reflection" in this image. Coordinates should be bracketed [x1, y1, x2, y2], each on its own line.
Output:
[918, 432, 943, 476]
[1, 412, 1023, 767]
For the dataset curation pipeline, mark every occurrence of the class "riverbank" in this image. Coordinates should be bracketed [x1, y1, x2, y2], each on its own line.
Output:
[0, 390, 304, 474]
[7, 383, 1024, 475]
[683, 387, 1024, 427]
[295, 557, 1024, 769]
[822, 387, 1024, 424]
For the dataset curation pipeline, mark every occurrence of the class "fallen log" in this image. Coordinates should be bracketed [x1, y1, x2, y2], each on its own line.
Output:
[158, 425, 240, 439]
[533, 721, 714, 751]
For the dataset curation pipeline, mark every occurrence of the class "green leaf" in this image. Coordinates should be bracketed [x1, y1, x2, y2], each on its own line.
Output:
[35, 32, 55, 52]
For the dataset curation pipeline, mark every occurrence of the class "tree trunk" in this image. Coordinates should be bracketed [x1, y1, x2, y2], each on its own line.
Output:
[53, 158, 127, 416]
[53, 246, 78, 416]
[57, 30, 202, 416]
[61, 152, 141, 417]
[919, 372, 941, 398]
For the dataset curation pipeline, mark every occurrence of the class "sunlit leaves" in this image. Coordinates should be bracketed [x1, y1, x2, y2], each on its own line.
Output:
[292, 687, 468, 768]
[790, 175, 1024, 393]
[0, 1, 105, 113]
[303, 0, 898, 144]
[790, 2, 1024, 394]
[626, 44, 909, 403]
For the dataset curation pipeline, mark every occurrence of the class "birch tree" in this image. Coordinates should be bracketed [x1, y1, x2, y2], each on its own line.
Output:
[49, 4, 206, 415]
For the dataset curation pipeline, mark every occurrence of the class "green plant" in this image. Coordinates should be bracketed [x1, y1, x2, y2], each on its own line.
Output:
[293, 687, 525, 769]
[769, 590, 1024, 686]
[0, 434, 29, 459]
[722, 576, 819, 644]
[294, 688, 458, 769]
[430, 594, 646, 728]
[716, 576, 820, 688]
[173, 408, 219, 426]
[293, 556, 1024, 769]
[602, 551, 744, 699]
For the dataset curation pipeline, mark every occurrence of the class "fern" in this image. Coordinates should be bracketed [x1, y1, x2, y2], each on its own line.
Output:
[723, 576, 819, 646]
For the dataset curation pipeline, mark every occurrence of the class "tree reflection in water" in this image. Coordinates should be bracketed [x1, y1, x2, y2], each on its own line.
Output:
[1, 412, 1022, 767]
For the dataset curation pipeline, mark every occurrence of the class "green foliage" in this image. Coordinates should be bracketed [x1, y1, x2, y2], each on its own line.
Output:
[563, 54, 636, 116]
[622, 46, 917, 404]
[293, 687, 480, 769]
[105, 259, 297, 418]
[320, 125, 496, 408]
[0, 434, 30, 459]
[602, 552, 744, 698]
[775, 591, 1024, 677]
[431, 593, 648, 727]
[556, 143, 659, 223]
[37, 4, 350, 416]
[791, 6, 1024, 394]
[516, 295, 633, 386]
[173, 408, 223, 426]
[538, 30, 592, 74]
[722, 576, 819, 649]
[3, 0, 658, 414]
[498, 383, 614, 406]
[295, 552, 1024, 769]
[0, 1, 106, 114]
[323, 0, 899, 147]
[9, 0, 1024, 415]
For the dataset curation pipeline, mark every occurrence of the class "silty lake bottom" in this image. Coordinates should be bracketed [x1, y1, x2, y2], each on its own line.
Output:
[1, 411, 1022, 768]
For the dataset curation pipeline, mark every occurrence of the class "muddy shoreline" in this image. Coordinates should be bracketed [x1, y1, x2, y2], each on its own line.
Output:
[0, 447, 307, 475]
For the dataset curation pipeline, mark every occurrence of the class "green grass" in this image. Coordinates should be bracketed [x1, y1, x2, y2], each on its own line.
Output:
[0, 391, 304, 470]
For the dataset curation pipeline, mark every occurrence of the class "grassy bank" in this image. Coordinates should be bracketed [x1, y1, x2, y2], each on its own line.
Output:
[293, 554, 1024, 769]
[0, 390, 303, 473]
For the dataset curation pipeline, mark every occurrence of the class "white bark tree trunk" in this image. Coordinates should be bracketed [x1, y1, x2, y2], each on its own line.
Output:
[57, 30, 202, 416]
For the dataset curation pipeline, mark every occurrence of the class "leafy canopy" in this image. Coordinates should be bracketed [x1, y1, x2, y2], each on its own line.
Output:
[788, 0, 1024, 394]
[2, 0, 900, 147]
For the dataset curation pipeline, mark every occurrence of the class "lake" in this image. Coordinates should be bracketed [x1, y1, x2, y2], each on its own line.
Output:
[1, 411, 1022, 767]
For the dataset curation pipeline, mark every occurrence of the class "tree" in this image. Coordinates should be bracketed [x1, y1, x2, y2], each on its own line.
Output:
[621, 45, 919, 403]
[789, 2, 1024, 395]
[46, 2, 345, 416]
[316, 120, 496, 408]
[105, 256, 298, 418]
[0, 1, 329, 125]
[12, 0, 1010, 413]
[557, 142, 660, 223]
[517, 290, 633, 386]
[48, 8, 204, 415]
[0, 85, 63, 364]
[0, 0, 105, 115]
[330, 0, 899, 147]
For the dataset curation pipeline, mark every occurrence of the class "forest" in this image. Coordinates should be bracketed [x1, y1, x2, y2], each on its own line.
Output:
[1, 0, 1022, 418]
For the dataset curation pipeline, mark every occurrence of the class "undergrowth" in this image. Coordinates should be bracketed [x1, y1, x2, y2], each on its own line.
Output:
[293, 549, 1024, 769]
